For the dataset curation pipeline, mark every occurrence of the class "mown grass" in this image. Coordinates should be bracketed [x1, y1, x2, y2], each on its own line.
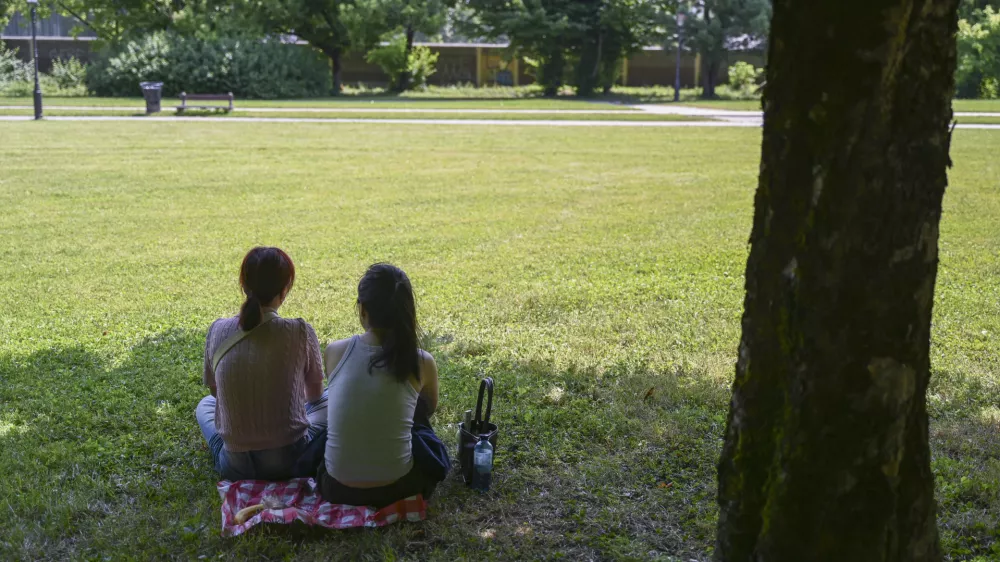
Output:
[0, 95, 634, 111]
[0, 107, 704, 122]
[4, 93, 999, 114]
[954, 116, 1000, 125]
[0, 122, 997, 561]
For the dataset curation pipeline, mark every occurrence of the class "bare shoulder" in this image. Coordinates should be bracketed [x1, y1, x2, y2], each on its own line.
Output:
[325, 338, 354, 370]
[418, 349, 436, 367]
[418, 350, 438, 377]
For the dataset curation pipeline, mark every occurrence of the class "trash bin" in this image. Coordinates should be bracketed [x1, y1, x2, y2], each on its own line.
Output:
[140, 82, 163, 114]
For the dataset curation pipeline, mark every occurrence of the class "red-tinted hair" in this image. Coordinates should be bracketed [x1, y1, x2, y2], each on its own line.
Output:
[238, 247, 295, 330]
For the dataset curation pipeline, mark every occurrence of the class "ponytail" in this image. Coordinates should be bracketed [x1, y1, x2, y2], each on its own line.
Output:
[237, 247, 296, 330]
[239, 293, 262, 330]
[358, 264, 420, 384]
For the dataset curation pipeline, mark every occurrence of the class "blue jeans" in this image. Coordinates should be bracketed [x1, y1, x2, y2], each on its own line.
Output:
[196, 389, 328, 481]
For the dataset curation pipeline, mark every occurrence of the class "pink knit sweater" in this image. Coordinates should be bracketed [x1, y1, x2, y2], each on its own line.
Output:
[203, 312, 323, 452]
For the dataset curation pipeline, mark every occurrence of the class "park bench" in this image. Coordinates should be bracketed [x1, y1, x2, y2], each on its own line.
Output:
[177, 92, 234, 114]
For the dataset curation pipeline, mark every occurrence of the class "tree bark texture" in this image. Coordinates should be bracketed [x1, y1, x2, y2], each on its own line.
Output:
[715, 1, 960, 561]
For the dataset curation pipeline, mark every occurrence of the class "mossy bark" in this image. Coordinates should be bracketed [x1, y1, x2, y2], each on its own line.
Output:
[715, 1, 960, 561]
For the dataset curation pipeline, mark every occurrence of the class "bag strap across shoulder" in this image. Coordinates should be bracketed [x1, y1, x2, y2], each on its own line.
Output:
[211, 311, 279, 372]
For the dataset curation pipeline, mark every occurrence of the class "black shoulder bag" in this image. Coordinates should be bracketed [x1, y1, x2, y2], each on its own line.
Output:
[458, 377, 498, 485]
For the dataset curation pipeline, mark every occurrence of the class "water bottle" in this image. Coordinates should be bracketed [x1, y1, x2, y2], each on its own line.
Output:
[471, 435, 493, 492]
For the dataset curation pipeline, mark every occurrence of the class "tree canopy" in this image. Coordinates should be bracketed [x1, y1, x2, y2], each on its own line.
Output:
[684, 0, 771, 97]
[458, 0, 665, 96]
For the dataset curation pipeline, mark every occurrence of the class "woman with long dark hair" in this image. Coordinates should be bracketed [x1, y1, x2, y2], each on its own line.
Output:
[195, 247, 327, 481]
[320, 263, 442, 507]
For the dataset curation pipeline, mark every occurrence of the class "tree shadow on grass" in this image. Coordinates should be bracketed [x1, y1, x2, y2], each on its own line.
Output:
[927, 370, 1000, 559]
[0, 329, 732, 560]
[0, 329, 218, 560]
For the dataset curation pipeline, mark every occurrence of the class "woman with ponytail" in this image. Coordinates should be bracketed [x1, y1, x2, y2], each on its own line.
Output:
[319, 263, 443, 507]
[195, 247, 327, 481]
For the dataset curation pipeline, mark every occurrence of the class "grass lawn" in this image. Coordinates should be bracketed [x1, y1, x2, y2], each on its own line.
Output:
[0, 96, 635, 111]
[0, 122, 997, 561]
[0, 107, 705, 122]
[680, 100, 762, 111]
[954, 116, 1000, 124]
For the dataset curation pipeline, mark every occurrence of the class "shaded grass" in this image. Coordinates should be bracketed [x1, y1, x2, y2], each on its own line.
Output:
[0, 122, 997, 560]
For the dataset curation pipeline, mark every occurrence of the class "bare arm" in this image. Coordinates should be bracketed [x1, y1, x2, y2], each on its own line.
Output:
[418, 350, 439, 415]
[203, 321, 218, 398]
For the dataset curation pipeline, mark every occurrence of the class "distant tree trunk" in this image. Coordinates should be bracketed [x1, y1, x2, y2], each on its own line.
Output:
[701, 7, 717, 99]
[329, 48, 343, 96]
[540, 49, 565, 97]
[574, 35, 600, 97]
[701, 56, 719, 98]
[715, 0, 960, 561]
[397, 24, 415, 92]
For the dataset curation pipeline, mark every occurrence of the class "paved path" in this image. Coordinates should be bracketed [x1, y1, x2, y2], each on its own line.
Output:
[1, 104, 997, 121]
[634, 103, 1000, 119]
[3, 114, 1000, 129]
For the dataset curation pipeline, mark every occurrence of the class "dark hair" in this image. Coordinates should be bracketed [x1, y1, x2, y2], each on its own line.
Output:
[238, 247, 295, 330]
[358, 263, 420, 384]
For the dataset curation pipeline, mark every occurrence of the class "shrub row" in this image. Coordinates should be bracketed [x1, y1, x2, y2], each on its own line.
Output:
[86, 33, 331, 99]
[0, 45, 88, 96]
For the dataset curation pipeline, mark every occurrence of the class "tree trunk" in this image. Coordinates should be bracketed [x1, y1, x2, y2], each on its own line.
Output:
[574, 37, 600, 97]
[715, 1, 960, 561]
[702, 55, 719, 99]
[540, 49, 565, 97]
[330, 48, 343, 96]
[700, 6, 716, 99]
[398, 24, 415, 92]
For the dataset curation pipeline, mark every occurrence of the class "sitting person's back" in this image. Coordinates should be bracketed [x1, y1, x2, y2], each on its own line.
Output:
[207, 313, 319, 452]
[195, 246, 327, 481]
[319, 263, 441, 508]
[325, 335, 420, 484]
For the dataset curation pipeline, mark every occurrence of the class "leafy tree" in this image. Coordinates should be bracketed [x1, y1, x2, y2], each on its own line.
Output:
[170, 0, 270, 39]
[961, 0, 1000, 18]
[246, 0, 353, 93]
[460, 0, 664, 97]
[347, 0, 453, 91]
[956, 5, 1000, 98]
[366, 33, 439, 89]
[716, 0, 960, 559]
[0, 0, 14, 29]
[685, 0, 770, 98]
[379, 0, 453, 90]
[458, 0, 577, 96]
[53, 0, 174, 43]
[571, 0, 665, 96]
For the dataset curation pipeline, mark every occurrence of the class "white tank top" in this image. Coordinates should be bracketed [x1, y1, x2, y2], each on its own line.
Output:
[324, 335, 418, 483]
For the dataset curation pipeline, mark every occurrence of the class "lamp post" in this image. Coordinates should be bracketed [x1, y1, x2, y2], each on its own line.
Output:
[674, 12, 685, 103]
[27, 0, 43, 120]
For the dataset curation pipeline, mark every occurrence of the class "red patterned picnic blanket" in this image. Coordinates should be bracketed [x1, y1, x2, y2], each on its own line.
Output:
[217, 478, 427, 537]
